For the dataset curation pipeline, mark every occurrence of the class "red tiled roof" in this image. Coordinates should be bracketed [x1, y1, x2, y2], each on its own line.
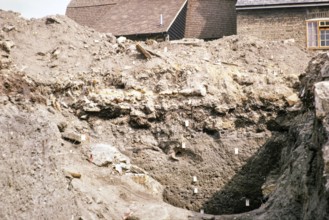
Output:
[66, 0, 187, 36]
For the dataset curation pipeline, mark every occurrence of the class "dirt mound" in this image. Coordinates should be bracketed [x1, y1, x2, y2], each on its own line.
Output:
[1, 9, 324, 220]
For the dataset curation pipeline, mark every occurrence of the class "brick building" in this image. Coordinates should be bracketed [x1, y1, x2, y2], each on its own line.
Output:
[236, 0, 329, 48]
[66, 0, 237, 40]
[185, 0, 237, 39]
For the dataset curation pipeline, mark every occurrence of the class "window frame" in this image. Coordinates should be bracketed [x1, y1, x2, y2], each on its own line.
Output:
[307, 19, 329, 49]
[320, 29, 329, 47]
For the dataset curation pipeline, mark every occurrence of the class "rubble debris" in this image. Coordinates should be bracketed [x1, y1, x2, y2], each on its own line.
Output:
[57, 122, 68, 132]
[45, 17, 61, 25]
[51, 47, 61, 58]
[285, 93, 300, 106]
[221, 61, 239, 67]
[179, 86, 207, 97]
[170, 152, 180, 161]
[129, 165, 148, 174]
[283, 38, 295, 44]
[61, 131, 83, 144]
[64, 169, 82, 179]
[1, 40, 15, 53]
[2, 24, 15, 32]
[127, 173, 164, 197]
[117, 36, 127, 44]
[106, 33, 116, 44]
[83, 106, 101, 113]
[170, 38, 204, 46]
[261, 177, 277, 200]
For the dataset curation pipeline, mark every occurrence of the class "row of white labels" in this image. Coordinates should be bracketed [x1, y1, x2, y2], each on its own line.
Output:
[199, 199, 250, 214]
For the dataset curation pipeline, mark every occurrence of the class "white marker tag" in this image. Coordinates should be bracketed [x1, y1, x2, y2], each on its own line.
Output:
[182, 142, 186, 148]
[81, 134, 86, 141]
[193, 176, 197, 182]
[235, 148, 239, 155]
[194, 188, 198, 194]
[200, 209, 204, 214]
[246, 199, 250, 207]
[185, 120, 189, 127]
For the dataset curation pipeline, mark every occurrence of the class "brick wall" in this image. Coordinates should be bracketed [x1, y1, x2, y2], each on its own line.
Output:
[237, 6, 329, 48]
[185, 0, 237, 39]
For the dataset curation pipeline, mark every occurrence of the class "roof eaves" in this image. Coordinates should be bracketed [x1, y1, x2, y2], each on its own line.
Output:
[119, 31, 168, 37]
[67, 3, 117, 8]
[237, 2, 329, 10]
[306, 17, 329, 21]
[111, 25, 169, 36]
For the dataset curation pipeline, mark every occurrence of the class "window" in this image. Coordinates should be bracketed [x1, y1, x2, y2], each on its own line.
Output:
[319, 21, 329, 27]
[321, 30, 329, 47]
[307, 21, 318, 48]
[307, 19, 329, 49]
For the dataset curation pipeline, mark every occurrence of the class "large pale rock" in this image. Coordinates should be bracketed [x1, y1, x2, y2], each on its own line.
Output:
[91, 144, 130, 167]
[314, 82, 329, 118]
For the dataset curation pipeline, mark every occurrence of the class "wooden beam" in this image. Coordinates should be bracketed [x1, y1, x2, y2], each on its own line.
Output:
[136, 44, 152, 59]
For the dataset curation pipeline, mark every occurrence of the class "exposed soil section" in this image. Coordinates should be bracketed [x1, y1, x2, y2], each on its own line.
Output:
[2, 9, 328, 220]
